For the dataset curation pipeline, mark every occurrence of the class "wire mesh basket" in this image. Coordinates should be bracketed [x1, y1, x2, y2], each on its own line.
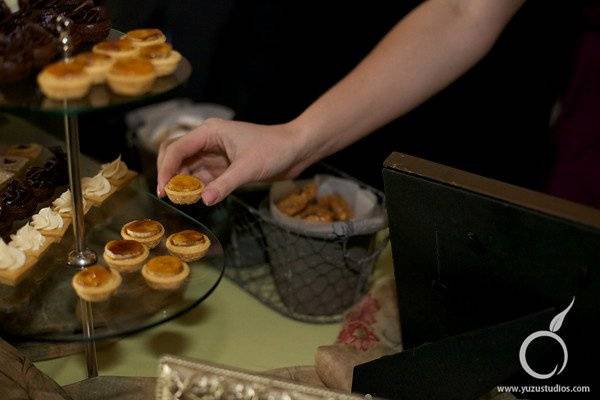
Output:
[223, 170, 388, 323]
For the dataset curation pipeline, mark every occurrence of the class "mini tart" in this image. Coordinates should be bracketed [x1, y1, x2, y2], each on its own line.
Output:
[123, 29, 166, 48]
[37, 60, 92, 100]
[139, 43, 181, 76]
[92, 38, 139, 59]
[5, 144, 43, 160]
[72, 265, 122, 302]
[120, 219, 164, 249]
[72, 52, 113, 84]
[106, 58, 156, 96]
[166, 230, 210, 262]
[0, 155, 29, 172]
[142, 255, 190, 290]
[103, 239, 149, 273]
[164, 175, 205, 205]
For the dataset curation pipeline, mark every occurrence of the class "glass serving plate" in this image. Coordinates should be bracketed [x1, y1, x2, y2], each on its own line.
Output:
[0, 178, 224, 342]
[0, 30, 192, 116]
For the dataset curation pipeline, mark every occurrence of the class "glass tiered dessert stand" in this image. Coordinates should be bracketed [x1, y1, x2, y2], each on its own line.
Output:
[0, 24, 224, 379]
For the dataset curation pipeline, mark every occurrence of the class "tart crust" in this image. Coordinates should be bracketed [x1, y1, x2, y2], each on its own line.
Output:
[37, 62, 92, 100]
[72, 265, 122, 302]
[166, 230, 211, 262]
[103, 239, 150, 273]
[164, 175, 205, 205]
[106, 58, 156, 96]
[36, 218, 71, 240]
[72, 52, 114, 84]
[141, 256, 190, 290]
[120, 219, 165, 249]
[0, 255, 39, 286]
[92, 39, 139, 59]
[139, 44, 181, 76]
[123, 29, 167, 48]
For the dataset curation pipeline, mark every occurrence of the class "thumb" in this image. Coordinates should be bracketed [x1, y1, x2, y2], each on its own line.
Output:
[202, 162, 252, 206]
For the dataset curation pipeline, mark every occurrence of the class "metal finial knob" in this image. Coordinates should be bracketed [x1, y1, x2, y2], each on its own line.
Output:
[56, 15, 74, 59]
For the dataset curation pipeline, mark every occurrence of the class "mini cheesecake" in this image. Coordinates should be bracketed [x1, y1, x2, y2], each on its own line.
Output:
[37, 60, 92, 100]
[166, 230, 211, 262]
[142, 255, 190, 290]
[72, 265, 122, 302]
[123, 29, 166, 48]
[138, 43, 181, 76]
[120, 219, 164, 249]
[106, 58, 156, 96]
[92, 38, 139, 59]
[164, 175, 204, 205]
[103, 239, 149, 272]
[72, 52, 113, 84]
[5, 144, 43, 160]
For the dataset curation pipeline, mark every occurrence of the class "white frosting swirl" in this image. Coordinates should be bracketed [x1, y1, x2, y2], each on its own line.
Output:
[10, 224, 45, 253]
[0, 239, 26, 270]
[32, 207, 64, 231]
[53, 190, 89, 216]
[82, 173, 111, 198]
[101, 155, 129, 182]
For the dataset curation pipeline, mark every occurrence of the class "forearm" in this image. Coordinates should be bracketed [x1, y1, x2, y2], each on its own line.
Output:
[290, 0, 525, 166]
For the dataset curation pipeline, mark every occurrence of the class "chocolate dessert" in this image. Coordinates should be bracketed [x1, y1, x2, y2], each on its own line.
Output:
[24, 166, 55, 201]
[0, 180, 36, 220]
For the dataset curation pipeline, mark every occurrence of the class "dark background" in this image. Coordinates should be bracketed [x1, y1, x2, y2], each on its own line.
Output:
[72, 1, 588, 194]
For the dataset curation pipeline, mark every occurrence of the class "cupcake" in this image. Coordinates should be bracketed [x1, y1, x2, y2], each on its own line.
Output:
[72, 51, 113, 84]
[37, 60, 92, 100]
[138, 43, 181, 76]
[92, 38, 138, 59]
[164, 174, 204, 205]
[106, 57, 156, 96]
[141, 255, 190, 290]
[82, 172, 113, 205]
[31, 206, 70, 239]
[100, 155, 136, 187]
[72, 265, 122, 302]
[166, 230, 211, 262]
[102, 239, 149, 273]
[9, 223, 54, 258]
[123, 29, 166, 48]
[120, 219, 164, 249]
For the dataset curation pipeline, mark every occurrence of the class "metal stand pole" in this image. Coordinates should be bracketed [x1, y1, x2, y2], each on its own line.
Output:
[64, 113, 99, 378]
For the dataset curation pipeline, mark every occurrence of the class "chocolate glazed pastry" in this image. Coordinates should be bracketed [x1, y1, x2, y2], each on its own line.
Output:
[0, 30, 33, 84]
[43, 146, 68, 185]
[0, 202, 14, 240]
[0, 180, 36, 220]
[71, 2, 110, 43]
[23, 22, 57, 67]
[24, 166, 55, 202]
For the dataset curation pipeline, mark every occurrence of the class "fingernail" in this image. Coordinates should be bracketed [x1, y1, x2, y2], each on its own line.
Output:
[202, 189, 218, 206]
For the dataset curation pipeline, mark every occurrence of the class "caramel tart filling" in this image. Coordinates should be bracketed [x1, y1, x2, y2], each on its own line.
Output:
[127, 29, 163, 41]
[111, 58, 154, 76]
[170, 230, 206, 247]
[146, 256, 183, 277]
[167, 175, 202, 192]
[73, 52, 111, 66]
[45, 61, 87, 78]
[126, 219, 162, 238]
[106, 240, 145, 259]
[75, 266, 113, 287]
[139, 43, 172, 60]
[96, 38, 135, 52]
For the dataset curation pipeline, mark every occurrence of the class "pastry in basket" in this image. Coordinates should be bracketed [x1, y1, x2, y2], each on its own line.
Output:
[103, 239, 149, 273]
[72, 51, 113, 84]
[0, 239, 36, 286]
[164, 174, 205, 205]
[100, 155, 137, 187]
[166, 230, 211, 262]
[9, 223, 54, 258]
[276, 182, 317, 216]
[299, 204, 335, 223]
[52, 190, 92, 219]
[123, 28, 166, 48]
[142, 255, 190, 290]
[82, 172, 113, 205]
[0, 180, 36, 220]
[139, 43, 181, 76]
[0, 155, 28, 173]
[92, 38, 139, 59]
[72, 264, 122, 302]
[31, 206, 70, 239]
[318, 194, 353, 221]
[121, 219, 164, 249]
[106, 57, 157, 96]
[37, 60, 92, 100]
[5, 143, 43, 160]
[24, 166, 55, 202]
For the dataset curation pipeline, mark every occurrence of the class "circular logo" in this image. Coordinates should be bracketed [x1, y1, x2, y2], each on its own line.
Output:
[519, 330, 568, 380]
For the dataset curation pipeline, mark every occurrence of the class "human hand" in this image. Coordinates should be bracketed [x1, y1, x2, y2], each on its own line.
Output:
[157, 118, 310, 206]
